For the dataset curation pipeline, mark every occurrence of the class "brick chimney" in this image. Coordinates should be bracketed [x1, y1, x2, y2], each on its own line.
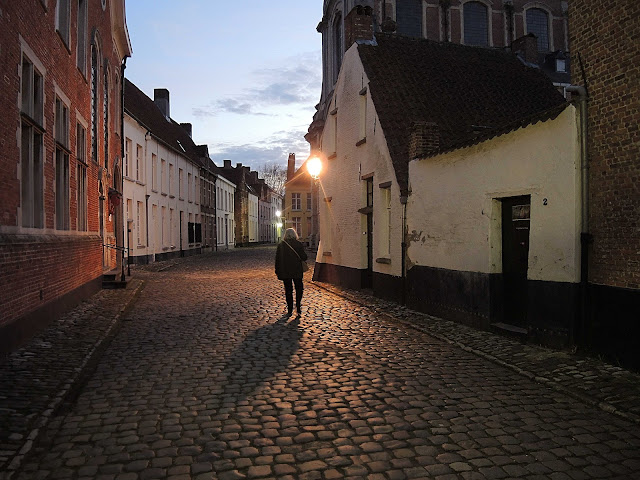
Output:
[223, 159, 231, 168]
[345, 5, 374, 47]
[154, 88, 170, 119]
[287, 153, 296, 181]
[409, 121, 440, 159]
[180, 123, 192, 138]
[512, 33, 539, 65]
[250, 171, 259, 184]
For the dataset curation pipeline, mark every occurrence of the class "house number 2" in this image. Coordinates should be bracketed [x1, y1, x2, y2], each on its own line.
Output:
[543, 198, 548, 205]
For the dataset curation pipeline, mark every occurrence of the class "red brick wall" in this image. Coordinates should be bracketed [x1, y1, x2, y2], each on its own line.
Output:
[0, 1, 127, 328]
[569, 0, 640, 289]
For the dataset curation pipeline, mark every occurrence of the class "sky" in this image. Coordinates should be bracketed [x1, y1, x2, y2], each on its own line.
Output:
[124, 1, 323, 172]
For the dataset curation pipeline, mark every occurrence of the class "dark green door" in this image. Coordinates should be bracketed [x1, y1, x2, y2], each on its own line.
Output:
[502, 196, 531, 327]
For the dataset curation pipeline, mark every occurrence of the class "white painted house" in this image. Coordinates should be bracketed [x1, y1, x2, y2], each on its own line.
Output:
[123, 80, 208, 264]
[313, 33, 580, 346]
[215, 173, 236, 249]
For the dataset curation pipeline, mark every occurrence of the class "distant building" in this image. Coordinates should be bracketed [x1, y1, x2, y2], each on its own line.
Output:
[215, 174, 236, 250]
[284, 154, 315, 246]
[0, 0, 131, 351]
[124, 81, 210, 264]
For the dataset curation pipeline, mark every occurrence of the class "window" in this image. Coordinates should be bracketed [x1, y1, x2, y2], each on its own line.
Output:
[136, 201, 144, 246]
[169, 164, 174, 196]
[366, 178, 373, 208]
[188, 172, 192, 202]
[307, 193, 312, 211]
[380, 186, 391, 256]
[292, 193, 301, 210]
[77, 0, 87, 74]
[161, 159, 167, 193]
[77, 123, 87, 231]
[464, 1, 489, 46]
[151, 154, 157, 190]
[125, 138, 131, 177]
[135, 144, 142, 181]
[396, 0, 423, 38]
[55, 97, 70, 230]
[359, 88, 367, 142]
[103, 67, 109, 168]
[169, 208, 174, 246]
[526, 8, 550, 51]
[333, 15, 343, 83]
[161, 206, 166, 246]
[114, 73, 121, 133]
[292, 217, 301, 236]
[56, 0, 70, 47]
[90, 43, 99, 163]
[20, 54, 44, 228]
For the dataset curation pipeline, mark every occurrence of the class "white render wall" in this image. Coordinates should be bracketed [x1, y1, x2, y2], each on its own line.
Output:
[123, 115, 202, 262]
[406, 106, 581, 283]
[216, 175, 236, 249]
[316, 44, 404, 277]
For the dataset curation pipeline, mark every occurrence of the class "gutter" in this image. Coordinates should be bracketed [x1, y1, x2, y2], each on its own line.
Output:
[565, 85, 590, 346]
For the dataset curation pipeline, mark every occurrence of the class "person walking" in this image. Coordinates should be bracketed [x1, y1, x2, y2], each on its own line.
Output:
[275, 228, 308, 316]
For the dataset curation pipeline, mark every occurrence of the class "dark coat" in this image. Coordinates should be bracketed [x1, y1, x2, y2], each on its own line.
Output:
[275, 239, 308, 280]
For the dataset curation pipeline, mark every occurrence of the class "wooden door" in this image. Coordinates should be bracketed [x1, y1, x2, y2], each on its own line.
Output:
[502, 196, 531, 327]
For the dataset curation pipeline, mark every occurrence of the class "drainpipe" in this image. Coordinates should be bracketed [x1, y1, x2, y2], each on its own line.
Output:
[120, 57, 128, 280]
[400, 195, 408, 305]
[565, 85, 589, 346]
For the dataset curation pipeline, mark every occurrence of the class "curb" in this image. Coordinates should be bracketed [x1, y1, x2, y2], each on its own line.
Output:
[2, 279, 146, 480]
[310, 280, 640, 427]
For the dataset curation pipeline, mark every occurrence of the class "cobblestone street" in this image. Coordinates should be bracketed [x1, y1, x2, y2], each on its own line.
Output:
[3, 247, 640, 480]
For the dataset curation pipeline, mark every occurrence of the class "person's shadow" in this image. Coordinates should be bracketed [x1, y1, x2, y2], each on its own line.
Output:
[215, 314, 303, 404]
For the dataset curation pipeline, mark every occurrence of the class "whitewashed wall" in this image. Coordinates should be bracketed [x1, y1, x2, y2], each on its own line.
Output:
[216, 174, 236, 249]
[316, 44, 404, 277]
[124, 115, 201, 262]
[406, 106, 580, 283]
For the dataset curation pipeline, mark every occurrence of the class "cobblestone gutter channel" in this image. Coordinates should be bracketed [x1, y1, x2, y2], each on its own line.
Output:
[310, 280, 640, 426]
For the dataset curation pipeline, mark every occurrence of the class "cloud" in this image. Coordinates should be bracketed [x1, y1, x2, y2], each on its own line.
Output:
[193, 51, 321, 118]
[208, 128, 310, 170]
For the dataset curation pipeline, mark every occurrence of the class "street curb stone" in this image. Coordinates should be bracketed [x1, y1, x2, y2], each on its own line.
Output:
[310, 279, 640, 426]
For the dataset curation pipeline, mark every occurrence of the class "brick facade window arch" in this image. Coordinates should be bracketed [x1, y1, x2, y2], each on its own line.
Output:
[90, 34, 101, 164]
[463, 1, 490, 46]
[525, 6, 551, 51]
[103, 63, 110, 169]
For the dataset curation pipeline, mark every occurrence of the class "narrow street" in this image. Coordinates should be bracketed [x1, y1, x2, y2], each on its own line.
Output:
[8, 247, 640, 479]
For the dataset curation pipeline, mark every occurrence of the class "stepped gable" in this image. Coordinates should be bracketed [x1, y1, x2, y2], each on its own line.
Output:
[357, 34, 569, 195]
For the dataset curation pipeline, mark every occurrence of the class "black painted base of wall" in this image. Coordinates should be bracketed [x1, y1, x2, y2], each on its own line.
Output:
[144, 247, 202, 264]
[589, 283, 640, 371]
[312, 263, 403, 304]
[0, 275, 102, 353]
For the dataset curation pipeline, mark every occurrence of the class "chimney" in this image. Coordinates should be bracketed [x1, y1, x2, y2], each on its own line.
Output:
[409, 121, 440, 159]
[223, 159, 231, 168]
[512, 33, 539, 65]
[250, 171, 259, 184]
[154, 88, 170, 119]
[345, 5, 374, 47]
[287, 153, 296, 181]
[236, 163, 243, 169]
[180, 123, 192, 138]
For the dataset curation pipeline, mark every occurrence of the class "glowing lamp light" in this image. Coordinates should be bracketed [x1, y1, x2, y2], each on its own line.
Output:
[307, 156, 322, 179]
[276, 210, 282, 217]
[276, 222, 283, 228]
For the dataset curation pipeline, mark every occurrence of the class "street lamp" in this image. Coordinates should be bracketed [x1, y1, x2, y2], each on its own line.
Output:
[306, 156, 322, 249]
[275, 209, 283, 240]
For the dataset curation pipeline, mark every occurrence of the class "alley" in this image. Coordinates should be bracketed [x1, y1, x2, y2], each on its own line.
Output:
[10, 248, 640, 479]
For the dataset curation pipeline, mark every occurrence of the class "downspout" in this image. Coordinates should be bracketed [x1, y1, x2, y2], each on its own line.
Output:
[565, 84, 589, 346]
[400, 195, 408, 305]
[120, 56, 128, 279]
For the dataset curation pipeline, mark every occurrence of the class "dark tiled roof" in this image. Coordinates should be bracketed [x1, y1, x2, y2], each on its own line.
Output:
[124, 79, 214, 171]
[357, 34, 569, 195]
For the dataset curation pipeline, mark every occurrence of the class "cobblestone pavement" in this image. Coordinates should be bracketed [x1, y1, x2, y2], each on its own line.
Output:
[2, 247, 640, 479]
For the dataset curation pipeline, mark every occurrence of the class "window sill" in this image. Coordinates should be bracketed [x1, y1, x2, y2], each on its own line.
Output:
[137, 244, 146, 249]
[151, 189, 158, 194]
[376, 257, 391, 264]
[169, 195, 175, 199]
[328, 152, 337, 160]
[161, 192, 167, 197]
[356, 137, 366, 147]
[322, 251, 332, 257]
[179, 197, 184, 201]
[136, 180, 145, 186]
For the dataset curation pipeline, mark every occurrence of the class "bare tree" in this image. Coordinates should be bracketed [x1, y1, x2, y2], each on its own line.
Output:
[259, 162, 287, 196]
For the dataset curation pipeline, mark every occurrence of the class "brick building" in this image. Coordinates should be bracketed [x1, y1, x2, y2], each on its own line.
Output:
[0, 1, 132, 351]
[308, 0, 570, 149]
[284, 153, 315, 246]
[569, 0, 640, 367]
